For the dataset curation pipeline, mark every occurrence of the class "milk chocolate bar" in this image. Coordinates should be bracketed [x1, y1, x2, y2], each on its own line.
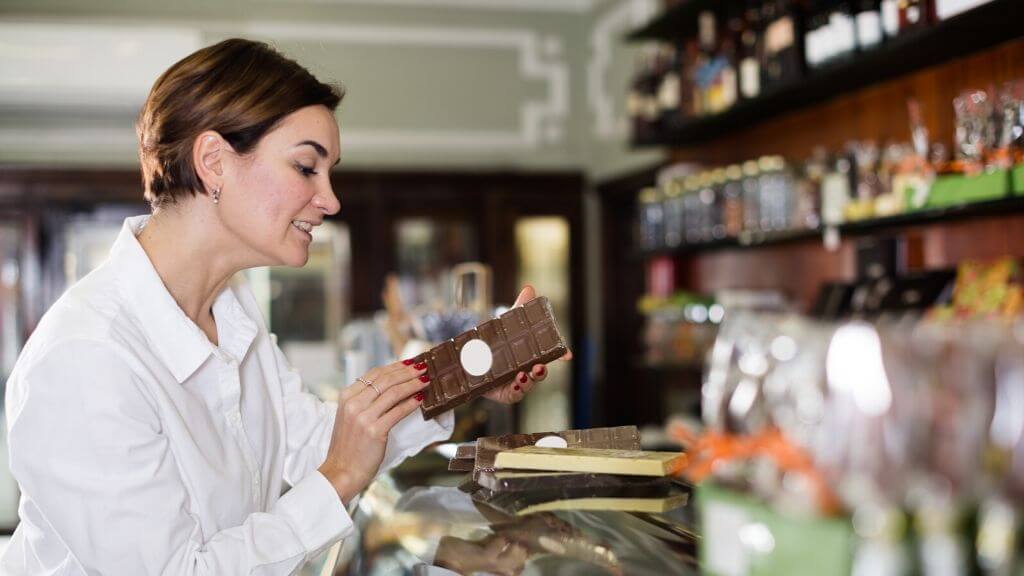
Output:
[419, 296, 568, 419]
[473, 425, 641, 476]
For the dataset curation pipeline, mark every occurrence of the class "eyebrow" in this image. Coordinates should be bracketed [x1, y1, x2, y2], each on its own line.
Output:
[295, 140, 340, 167]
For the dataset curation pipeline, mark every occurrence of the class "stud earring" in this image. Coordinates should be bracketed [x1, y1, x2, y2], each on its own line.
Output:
[212, 186, 221, 204]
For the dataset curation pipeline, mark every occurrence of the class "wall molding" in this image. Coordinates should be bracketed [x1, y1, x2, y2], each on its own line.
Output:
[587, 0, 656, 141]
[242, 21, 569, 150]
[0, 18, 570, 154]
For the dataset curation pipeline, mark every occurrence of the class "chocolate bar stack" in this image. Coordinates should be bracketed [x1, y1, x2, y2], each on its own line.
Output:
[447, 425, 691, 516]
[417, 296, 567, 419]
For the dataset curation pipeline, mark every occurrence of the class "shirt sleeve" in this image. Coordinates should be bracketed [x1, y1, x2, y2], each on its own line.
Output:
[5, 339, 351, 576]
[271, 338, 453, 483]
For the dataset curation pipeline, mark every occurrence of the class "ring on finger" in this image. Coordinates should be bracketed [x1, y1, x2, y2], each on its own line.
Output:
[356, 376, 382, 395]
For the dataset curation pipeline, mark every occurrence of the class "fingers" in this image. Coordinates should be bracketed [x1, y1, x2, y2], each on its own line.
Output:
[366, 375, 431, 419]
[349, 361, 428, 408]
[528, 364, 546, 382]
[376, 390, 428, 432]
[512, 284, 536, 307]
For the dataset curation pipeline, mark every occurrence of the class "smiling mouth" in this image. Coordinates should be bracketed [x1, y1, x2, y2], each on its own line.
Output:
[291, 220, 314, 234]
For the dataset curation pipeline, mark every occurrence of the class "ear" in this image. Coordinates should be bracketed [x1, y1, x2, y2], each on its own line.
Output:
[192, 131, 227, 195]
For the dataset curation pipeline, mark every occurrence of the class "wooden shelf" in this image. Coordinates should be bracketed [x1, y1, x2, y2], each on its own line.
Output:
[636, 196, 1024, 259]
[629, 0, 1023, 148]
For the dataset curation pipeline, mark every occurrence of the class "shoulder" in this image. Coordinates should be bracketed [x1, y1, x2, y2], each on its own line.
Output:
[8, 268, 149, 416]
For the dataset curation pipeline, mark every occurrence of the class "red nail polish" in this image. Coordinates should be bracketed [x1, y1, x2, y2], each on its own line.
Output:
[419, 375, 430, 383]
[414, 362, 427, 370]
[538, 366, 546, 375]
[402, 358, 415, 365]
[513, 384, 521, 391]
[414, 391, 425, 402]
[519, 374, 528, 383]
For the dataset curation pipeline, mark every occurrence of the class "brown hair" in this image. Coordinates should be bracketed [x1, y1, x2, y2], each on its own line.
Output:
[136, 38, 344, 209]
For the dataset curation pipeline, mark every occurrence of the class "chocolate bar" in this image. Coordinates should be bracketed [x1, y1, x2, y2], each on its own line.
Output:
[455, 444, 477, 460]
[476, 470, 671, 493]
[475, 477, 686, 516]
[419, 296, 568, 419]
[447, 458, 475, 472]
[473, 425, 641, 477]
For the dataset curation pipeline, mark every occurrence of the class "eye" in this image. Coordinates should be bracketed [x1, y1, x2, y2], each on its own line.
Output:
[295, 163, 318, 177]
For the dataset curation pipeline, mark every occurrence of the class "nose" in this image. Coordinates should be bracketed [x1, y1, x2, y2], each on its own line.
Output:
[315, 180, 341, 216]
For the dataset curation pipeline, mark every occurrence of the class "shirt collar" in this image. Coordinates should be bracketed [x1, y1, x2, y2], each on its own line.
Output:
[110, 215, 258, 382]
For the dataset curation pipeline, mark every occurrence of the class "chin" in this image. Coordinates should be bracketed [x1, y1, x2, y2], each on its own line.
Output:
[281, 249, 310, 268]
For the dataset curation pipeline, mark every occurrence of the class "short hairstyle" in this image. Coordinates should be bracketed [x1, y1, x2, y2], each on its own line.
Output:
[136, 38, 344, 209]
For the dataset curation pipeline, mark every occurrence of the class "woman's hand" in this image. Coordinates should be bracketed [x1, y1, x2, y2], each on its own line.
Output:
[483, 285, 573, 405]
[318, 359, 431, 505]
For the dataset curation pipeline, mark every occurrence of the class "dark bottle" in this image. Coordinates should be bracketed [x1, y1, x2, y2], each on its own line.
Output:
[899, 0, 933, 32]
[762, 0, 802, 89]
[739, 0, 762, 99]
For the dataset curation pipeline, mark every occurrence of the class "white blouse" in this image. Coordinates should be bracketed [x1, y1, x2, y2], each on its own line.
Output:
[2, 215, 453, 575]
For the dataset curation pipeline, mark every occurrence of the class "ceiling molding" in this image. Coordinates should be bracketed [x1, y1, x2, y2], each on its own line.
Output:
[260, 0, 598, 14]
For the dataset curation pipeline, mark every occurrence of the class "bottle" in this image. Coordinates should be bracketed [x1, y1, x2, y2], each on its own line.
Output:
[855, 0, 884, 49]
[657, 44, 682, 116]
[881, 0, 900, 37]
[662, 179, 686, 248]
[708, 168, 727, 240]
[638, 187, 665, 251]
[899, 0, 932, 32]
[683, 175, 703, 244]
[723, 165, 745, 237]
[720, 4, 743, 111]
[830, 0, 858, 61]
[739, 0, 762, 99]
[821, 154, 852, 228]
[763, 0, 801, 89]
[804, 0, 825, 69]
[694, 10, 718, 116]
[742, 160, 762, 232]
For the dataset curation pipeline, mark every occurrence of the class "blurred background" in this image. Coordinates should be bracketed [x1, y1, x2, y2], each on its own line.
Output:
[2, 0, 1024, 573]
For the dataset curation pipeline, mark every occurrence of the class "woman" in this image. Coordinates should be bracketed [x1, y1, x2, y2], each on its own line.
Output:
[1, 38, 568, 575]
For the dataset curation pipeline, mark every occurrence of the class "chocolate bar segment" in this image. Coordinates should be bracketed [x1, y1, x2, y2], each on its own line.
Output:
[420, 296, 568, 419]
[473, 425, 641, 477]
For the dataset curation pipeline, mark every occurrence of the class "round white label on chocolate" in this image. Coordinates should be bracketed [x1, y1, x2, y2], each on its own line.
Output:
[534, 435, 568, 449]
[460, 339, 493, 377]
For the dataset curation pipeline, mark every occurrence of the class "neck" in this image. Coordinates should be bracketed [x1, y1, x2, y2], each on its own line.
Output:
[136, 199, 245, 325]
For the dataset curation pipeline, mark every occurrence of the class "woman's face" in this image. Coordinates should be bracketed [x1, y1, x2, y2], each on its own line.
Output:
[221, 104, 341, 268]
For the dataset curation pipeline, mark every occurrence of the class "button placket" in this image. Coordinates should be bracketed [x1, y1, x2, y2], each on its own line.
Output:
[220, 354, 262, 509]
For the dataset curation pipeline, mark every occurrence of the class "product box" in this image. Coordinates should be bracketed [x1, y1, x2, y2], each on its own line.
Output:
[924, 169, 1009, 209]
[697, 483, 853, 576]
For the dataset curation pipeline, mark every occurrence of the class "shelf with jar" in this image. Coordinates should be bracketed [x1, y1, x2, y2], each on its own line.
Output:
[635, 82, 1024, 257]
[626, 0, 1019, 147]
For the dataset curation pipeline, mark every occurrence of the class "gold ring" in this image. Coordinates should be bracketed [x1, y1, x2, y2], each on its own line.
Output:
[357, 377, 381, 395]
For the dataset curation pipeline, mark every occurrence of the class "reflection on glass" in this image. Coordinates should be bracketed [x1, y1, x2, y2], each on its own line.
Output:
[0, 222, 22, 529]
[245, 222, 350, 397]
[515, 217, 570, 433]
[395, 218, 477, 309]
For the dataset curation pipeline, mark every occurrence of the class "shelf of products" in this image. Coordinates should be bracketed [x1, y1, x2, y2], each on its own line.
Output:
[627, 0, 1019, 147]
[635, 76, 1024, 258]
[637, 194, 1024, 258]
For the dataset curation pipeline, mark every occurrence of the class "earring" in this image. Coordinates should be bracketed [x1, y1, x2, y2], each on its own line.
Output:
[212, 186, 221, 204]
